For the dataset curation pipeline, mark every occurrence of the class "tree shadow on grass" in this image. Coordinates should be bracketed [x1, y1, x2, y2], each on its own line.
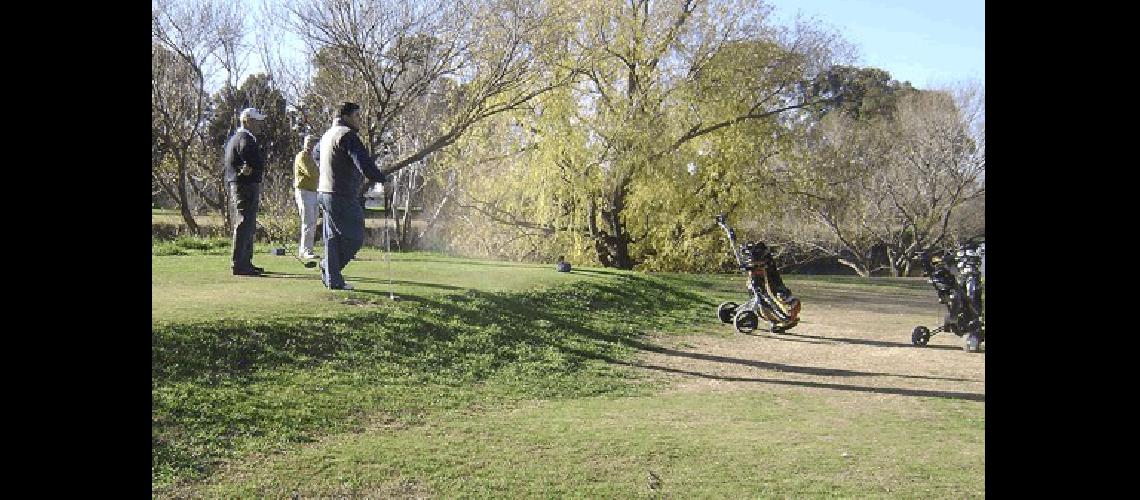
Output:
[152, 274, 707, 385]
[781, 332, 967, 352]
[565, 268, 626, 278]
[345, 277, 467, 291]
[153, 273, 708, 483]
[260, 271, 320, 280]
[256, 271, 468, 294]
[624, 342, 979, 382]
[152, 270, 983, 488]
[385, 256, 549, 269]
[613, 360, 986, 402]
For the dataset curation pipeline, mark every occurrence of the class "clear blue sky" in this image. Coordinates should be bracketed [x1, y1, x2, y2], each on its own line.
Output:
[764, 0, 984, 88]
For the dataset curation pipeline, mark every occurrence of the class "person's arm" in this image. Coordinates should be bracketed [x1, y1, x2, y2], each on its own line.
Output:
[346, 132, 386, 184]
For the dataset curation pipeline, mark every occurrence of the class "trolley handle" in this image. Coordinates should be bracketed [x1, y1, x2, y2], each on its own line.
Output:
[715, 214, 748, 270]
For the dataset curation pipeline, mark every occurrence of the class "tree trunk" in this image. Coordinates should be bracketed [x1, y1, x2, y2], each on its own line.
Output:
[175, 154, 200, 235]
[399, 188, 413, 249]
[220, 177, 233, 232]
[598, 181, 634, 269]
[886, 247, 901, 277]
[603, 212, 633, 269]
[586, 198, 612, 267]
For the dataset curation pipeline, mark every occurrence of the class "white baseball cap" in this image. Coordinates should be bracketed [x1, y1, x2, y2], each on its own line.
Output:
[240, 107, 267, 121]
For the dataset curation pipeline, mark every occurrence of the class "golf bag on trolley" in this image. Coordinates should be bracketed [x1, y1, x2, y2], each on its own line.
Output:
[911, 237, 985, 352]
[714, 214, 802, 334]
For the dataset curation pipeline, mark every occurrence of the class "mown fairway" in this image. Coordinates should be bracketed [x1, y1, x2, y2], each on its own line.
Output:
[153, 239, 983, 497]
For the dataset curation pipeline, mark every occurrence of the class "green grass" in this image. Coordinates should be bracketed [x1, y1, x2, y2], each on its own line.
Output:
[152, 246, 981, 497]
[153, 251, 715, 492]
[153, 245, 622, 323]
[198, 392, 982, 498]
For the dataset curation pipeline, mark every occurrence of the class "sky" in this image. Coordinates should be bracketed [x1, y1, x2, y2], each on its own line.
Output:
[763, 0, 985, 88]
[236, 0, 984, 91]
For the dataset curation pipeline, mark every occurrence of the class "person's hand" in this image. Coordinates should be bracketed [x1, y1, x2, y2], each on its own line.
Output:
[240, 165, 253, 176]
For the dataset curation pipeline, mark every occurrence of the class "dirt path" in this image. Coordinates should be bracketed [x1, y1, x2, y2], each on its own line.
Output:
[634, 288, 985, 407]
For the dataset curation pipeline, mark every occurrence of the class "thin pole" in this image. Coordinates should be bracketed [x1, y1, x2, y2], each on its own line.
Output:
[386, 169, 397, 301]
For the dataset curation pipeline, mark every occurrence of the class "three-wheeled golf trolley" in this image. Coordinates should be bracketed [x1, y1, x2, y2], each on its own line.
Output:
[912, 237, 985, 352]
[714, 214, 802, 334]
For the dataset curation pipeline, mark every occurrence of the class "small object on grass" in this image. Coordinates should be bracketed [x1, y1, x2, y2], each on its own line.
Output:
[647, 470, 661, 490]
[556, 255, 572, 272]
[270, 247, 286, 256]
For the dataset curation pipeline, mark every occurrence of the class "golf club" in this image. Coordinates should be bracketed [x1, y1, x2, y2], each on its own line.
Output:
[289, 241, 318, 268]
[385, 170, 398, 301]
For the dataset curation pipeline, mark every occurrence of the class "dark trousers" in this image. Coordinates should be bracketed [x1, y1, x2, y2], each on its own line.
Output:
[229, 182, 260, 271]
[318, 192, 365, 288]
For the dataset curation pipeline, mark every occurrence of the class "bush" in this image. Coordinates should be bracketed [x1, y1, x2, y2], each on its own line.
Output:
[152, 236, 232, 256]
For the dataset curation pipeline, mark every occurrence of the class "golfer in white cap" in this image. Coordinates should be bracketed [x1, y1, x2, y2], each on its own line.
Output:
[223, 107, 268, 276]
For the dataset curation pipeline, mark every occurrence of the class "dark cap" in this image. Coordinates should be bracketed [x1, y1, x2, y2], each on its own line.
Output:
[338, 101, 361, 117]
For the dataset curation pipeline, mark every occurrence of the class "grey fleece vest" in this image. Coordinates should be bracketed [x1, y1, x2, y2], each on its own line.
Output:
[317, 124, 363, 194]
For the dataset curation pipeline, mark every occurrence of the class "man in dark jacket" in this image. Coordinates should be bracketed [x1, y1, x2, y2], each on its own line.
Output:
[222, 107, 268, 276]
[317, 102, 387, 290]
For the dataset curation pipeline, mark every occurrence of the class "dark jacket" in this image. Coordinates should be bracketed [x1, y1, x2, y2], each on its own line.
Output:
[317, 117, 386, 195]
[222, 128, 266, 184]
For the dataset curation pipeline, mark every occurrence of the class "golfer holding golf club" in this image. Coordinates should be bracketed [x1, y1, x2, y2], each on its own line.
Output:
[316, 102, 388, 290]
[223, 107, 268, 276]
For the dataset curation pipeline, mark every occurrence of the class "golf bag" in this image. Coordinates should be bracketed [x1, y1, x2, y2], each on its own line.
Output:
[912, 238, 985, 352]
[714, 214, 802, 334]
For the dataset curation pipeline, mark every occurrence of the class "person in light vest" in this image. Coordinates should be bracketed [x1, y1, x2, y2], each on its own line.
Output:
[316, 102, 387, 290]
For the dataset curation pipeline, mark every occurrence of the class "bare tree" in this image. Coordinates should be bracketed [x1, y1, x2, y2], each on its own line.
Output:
[777, 82, 985, 276]
[254, 0, 573, 249]
[152, 0, 245, 234]
[864, 84, 985, 275]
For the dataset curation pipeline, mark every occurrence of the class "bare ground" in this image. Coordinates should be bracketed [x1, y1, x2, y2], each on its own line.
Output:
[633, 285, 985, 410]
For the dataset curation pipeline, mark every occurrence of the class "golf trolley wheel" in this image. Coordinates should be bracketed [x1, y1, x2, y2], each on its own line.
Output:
[771, 317, 798, 334]
[965, 332, 982, 353]
[717, 301, 739, 324]
[911, 326, 931, 347]
[734, 309, 759, 334]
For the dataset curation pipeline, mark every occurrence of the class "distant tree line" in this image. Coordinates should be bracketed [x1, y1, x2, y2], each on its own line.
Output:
[152, 0, 983, 274]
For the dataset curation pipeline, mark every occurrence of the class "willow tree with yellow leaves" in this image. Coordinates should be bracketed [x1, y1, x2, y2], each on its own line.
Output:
[444, 0, 847, 270]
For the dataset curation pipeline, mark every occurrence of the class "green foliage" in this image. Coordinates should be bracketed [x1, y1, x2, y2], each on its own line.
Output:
[208, 74, 295, 171]
[807, 65, 918, 121]
[441, 0, 847, 271]
[153, 0, 983, 274]
[152, 236, 233, 256]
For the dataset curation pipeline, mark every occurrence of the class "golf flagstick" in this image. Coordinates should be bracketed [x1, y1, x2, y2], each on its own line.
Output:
[386, 180, 397, 300]
[378, 149, 399, 302]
